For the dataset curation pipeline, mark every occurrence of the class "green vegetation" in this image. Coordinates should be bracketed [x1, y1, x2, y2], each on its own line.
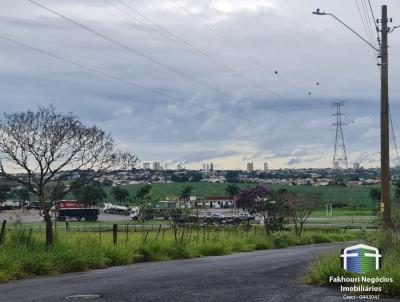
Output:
[0, 223, 360, 283]
[111, 186, 130, 204]
[304, 231, 400, 297]
[103, 182, 380, 208]
[71, 181, 107, 207]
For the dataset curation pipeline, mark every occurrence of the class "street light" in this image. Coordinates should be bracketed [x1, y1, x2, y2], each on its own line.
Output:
[312, 9, 327, 16]
[312, 8, 379, 52]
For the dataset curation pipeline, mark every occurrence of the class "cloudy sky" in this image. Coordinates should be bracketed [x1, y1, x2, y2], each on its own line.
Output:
[1, 0, 400, 170]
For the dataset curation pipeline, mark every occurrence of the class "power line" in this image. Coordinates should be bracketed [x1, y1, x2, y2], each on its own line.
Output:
[104, 0, 309, 113]
[361, 0, 378, 49]
[0, 33, 258, 125]
[28, 0, 301, 123]
[170, 0, 274, 73]
[170, 0, 319, 99]
[354, 0, 379, 69]
[361, 0, 377, 46]
[104, 0, 229, 72]
[389, 106, 400, 165]
[367, 0, 381, 45]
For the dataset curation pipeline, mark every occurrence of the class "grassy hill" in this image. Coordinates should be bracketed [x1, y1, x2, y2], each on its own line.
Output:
[104, 182, 379, 208]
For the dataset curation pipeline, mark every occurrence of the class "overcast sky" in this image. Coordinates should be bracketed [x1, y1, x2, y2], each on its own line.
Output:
[1, 0, 400, 170]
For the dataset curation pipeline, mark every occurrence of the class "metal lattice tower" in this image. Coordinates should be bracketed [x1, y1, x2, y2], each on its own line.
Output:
[332, 102, 348, 169]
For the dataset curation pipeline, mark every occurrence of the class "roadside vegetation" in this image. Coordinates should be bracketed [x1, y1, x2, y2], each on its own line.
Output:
[0, 222, 361, 283]
[304, 210, 400, 297]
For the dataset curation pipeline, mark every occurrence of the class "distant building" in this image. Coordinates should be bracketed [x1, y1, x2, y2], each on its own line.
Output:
[264, 162, 269, 171]
[353, 162, 360, 170]
[247, 162, 254, 173]
[177, 163, 182, 170]
[153, 162, 161, 171]
[191, 196, 234, 208]
[143, 162, 150, 170]
[202, 162, 214, 171]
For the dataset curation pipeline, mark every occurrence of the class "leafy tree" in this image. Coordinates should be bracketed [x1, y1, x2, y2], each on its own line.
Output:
[236, 186, 287, 234]
[72, 181, 107, 207]
[111, 186, 130, 205]
[282, 192, 319, 237]
[0, 106, 136, 246]
[144, 187, 162, 203]
[170, 174, 189, 182]
[180, 184, 194, 201]
[225, 170, 240, 183]
[136, 184, 152, 200]
[225, 184, 240, 196]
[102, 179, 113, 187]
[188, 172, 202, 182]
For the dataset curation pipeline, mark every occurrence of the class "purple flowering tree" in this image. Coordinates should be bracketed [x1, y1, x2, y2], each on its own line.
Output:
[236, 186, 287, 234]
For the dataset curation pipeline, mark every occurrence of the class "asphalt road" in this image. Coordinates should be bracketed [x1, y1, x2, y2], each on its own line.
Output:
[0, 242, 398, 302]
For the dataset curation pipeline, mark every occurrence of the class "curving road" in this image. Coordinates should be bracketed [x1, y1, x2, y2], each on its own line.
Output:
[0, 242, 397, 302]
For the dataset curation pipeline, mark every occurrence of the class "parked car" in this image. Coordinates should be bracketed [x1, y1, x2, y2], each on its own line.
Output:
[205, 212, 225, 224]
[236, 212, 255, 222]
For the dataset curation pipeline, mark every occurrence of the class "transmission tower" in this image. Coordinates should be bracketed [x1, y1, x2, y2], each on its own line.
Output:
[332, 102, 348, 169]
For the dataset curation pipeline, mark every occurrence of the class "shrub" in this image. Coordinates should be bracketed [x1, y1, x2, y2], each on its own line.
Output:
[310, 234, 332, 244]
[304, 232, 400, 297]
[271, 232, 293, 248]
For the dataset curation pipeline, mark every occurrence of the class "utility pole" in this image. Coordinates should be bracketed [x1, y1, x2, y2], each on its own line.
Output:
[380, 5, 391, 229]
[313, 5, 394, 230]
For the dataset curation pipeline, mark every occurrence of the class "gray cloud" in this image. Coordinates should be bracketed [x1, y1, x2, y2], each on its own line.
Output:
[0, 0, 399, 169]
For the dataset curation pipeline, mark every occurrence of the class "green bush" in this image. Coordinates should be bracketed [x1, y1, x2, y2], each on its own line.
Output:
[271, 232, 293, 247]
[310, 234, 332, 244]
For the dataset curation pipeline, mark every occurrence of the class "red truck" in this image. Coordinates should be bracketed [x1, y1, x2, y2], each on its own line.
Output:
[56, 200, 99, 222]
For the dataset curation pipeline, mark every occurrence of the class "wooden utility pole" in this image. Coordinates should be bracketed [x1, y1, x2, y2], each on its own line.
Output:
[312, 5, 394, 229]
[380, 5, 391, 229]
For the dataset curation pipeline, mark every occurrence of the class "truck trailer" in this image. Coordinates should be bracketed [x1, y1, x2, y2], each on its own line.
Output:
[56, 200, 99, 222]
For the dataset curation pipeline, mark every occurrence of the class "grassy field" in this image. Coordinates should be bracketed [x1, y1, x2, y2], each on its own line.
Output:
[107, 182, 380, 207]
[0, 223, 361, 283]
[304, 232, 400, 298]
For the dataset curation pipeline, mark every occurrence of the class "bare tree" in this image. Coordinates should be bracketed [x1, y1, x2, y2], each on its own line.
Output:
[283, 192, 319, 237]
[0, 106, 137, 246]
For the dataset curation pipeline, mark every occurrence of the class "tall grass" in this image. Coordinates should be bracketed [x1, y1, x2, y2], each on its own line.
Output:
[304, 231, 400, 297]
[0, 223, 360, 283]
